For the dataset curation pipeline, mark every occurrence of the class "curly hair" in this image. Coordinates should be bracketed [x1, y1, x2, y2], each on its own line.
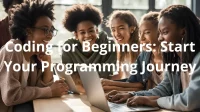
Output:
[10, 0, 55, 43]
[63, 4, 103, 32]
[159, 5, 200, 73]
[140, 11, 159, 26]
[107, 10, 139, 63]
[3, 0, 23, 12]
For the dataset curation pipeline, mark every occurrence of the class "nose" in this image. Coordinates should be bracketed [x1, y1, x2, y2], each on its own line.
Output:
[86, 31, 92, 37]
[139, 33, 145, 41]
[114, 29, 121, 37]
[158, 34, 164, 42]
[46, 32, 53, 40]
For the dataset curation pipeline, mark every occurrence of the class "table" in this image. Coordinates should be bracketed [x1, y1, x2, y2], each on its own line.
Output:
[33, 94, 176, 112]
[33, 94, 104, 112]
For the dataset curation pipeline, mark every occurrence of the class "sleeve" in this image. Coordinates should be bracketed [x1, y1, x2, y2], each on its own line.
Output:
[127, 52, 144, 83]
[61, 41, 73, 64]
[98, 31, 117, 77]
[131, 71, 173, 97]
[0, 47, 52, 106]
[157, 53, 200, 111]
[36, 72, 54, 87]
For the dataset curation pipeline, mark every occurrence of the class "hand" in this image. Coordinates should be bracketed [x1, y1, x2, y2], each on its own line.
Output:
[106, 90, 132, 103]
[127, 96, 159, 107]
[101, 79, 114, 86]
[127, 96, 149, 106]
[50, 80, 69, 97]
[37, 53, 51, 62]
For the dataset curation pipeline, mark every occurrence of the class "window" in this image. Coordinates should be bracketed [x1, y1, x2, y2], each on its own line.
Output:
[112, 0, 148, 21]
[155, 0, 191, 9]
[0, 1, 7, 20]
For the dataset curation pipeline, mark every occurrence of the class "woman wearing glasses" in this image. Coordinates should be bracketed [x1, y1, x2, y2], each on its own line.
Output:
[62, 4, 116, 93]
[0, 0, 68, 112]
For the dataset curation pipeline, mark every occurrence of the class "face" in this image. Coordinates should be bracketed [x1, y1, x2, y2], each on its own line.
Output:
[110, 18, 135, 45]
[27, 16, 55, 54]
[158, 17, 185, 51]
[75, 21, 98, 50]
[139, 20, 159, 50]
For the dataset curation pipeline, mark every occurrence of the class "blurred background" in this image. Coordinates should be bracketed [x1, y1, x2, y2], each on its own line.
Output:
[0, 0, 199, 62]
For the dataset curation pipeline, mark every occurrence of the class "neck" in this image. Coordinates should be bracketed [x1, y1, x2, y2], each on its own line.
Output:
[152, 46, 162, 60]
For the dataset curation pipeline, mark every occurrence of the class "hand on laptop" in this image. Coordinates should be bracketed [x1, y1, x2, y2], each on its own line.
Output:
[106, 90, 132, 103]
[127, 96, 160, 107]
[50, 79, 69, 97]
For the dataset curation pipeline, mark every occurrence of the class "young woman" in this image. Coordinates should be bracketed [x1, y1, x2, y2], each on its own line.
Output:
[102, 11, 163, 92]
[0, 0, 68, 112]
[106, 5, 200, 111]
[62, 4, 116, 93]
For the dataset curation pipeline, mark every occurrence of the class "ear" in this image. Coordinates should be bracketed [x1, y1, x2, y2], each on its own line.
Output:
[74, 31, 78, 40]
[26, 28, 33, 41]
[180, 27, 186, 37]
[96, 28, 99, 34]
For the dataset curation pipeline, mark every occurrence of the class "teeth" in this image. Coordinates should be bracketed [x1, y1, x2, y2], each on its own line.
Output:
[117, 38, 123, 41]
[84, 39, 92, 42]
[43, 40, 49, 43]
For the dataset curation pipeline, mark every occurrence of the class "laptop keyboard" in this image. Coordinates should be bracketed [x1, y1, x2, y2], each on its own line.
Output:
[108, 102, 134, 112]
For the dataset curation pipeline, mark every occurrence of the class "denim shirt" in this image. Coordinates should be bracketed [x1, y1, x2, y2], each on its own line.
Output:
[127, 51, 152, 89]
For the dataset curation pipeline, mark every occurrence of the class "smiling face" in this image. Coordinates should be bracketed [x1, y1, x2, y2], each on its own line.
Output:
[110, 18, 134, 45]
[27, 16, 54, 54]
[139, 20, 159, 50]
[75, 21, 98, 49]
[158, 17, 185, 51]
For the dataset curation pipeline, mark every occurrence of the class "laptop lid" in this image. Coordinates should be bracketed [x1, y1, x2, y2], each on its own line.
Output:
[54, 63, 79, 94]
[77, 66, 160, 112]
[77, 66, 111, 112]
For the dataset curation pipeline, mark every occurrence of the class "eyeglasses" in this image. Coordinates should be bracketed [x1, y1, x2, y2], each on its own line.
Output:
[32, 26, 58, 37]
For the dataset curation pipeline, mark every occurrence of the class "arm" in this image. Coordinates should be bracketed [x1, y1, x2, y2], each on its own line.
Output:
[156, 52, 200, 111]
[38, 54, 53, 86]
[132, 71, 173, 97]
[0, 48, 52, 106]
[103, 86, 143, 92]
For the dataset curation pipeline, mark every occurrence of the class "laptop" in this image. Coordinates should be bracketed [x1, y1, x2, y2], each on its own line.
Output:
[77, 66, 160, 112]
[54, 64, 79, 94]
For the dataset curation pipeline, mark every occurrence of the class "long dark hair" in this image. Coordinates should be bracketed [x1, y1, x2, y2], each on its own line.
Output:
[107, 10, 139, 63]
[159, 5, 200, 73]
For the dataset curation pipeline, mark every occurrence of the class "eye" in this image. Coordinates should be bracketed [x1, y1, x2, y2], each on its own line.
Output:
[111, 29, 115, 32]
[89, 30, 95, 33]
[162, 31, 168, 35]
[80, 31, 85, 35]
[145, 31, 150, 34]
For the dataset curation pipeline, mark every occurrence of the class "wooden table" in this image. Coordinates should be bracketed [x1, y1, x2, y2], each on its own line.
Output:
[33, 94, 177, 112]
[33, 94, 104, 112]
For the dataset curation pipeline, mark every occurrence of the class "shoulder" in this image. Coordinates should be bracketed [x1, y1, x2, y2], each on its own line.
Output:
[63, 38, 79, 45]
[0, 39, 23, 62]
[137, 51, 152, 61]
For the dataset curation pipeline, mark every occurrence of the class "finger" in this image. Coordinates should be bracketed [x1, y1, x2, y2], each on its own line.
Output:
[130, 102, 138, 107]
[111, 94, 121, 102]
[127, 99, 134, 106]
[57, 79, 65, 83]
[114, 97, 126, 103]
[61, 91, 68, 96]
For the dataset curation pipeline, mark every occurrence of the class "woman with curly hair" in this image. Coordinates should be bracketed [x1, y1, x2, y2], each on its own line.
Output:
[0, 0, 68, 112]
[106, 5, 200, 111]
[62, 4, 116, 93]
